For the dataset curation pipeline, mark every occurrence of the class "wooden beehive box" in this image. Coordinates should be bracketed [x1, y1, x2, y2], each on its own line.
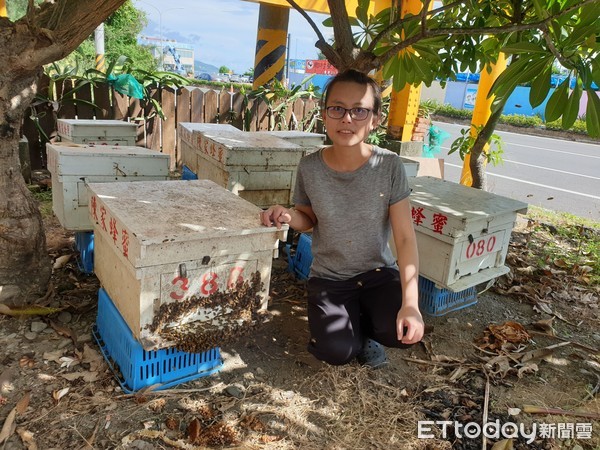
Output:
[57, 119, 138, 146]
[47, 142, 170, 231]
[177, 122, 238, 172]
[409, 177, 528, 291]
[87, 179, 287, 350]
[191, 127, 309, 208]
[256, 130, 326, 148]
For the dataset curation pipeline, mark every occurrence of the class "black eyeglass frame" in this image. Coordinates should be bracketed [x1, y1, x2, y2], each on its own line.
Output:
[325, 106, 373, 121]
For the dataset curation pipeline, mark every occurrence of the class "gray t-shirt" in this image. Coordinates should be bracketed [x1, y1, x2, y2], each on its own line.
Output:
[293, 145, 410, 280]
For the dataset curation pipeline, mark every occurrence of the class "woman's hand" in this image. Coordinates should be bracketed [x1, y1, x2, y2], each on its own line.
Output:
[396, 305, 425, 344]
[260, 205, 292, 229]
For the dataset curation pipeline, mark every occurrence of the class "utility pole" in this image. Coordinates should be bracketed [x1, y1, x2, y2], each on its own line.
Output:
[95, 23, 106, 72]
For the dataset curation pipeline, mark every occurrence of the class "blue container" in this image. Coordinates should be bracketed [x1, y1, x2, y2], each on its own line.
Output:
[287, 233, 313, 280]
[93, 288, 222, 393]
[182, 165, 198, 180]
[75, 231, 94, 274]
[418, 276, 478, 316]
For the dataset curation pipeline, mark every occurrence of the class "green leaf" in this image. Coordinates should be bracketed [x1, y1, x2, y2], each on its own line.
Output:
[585, 88, 600, 138]
[382, 54, 399, 81]
[591, 56, 600, 87]
[501, 42, 546, 54]
[356, 0, 369, 24]
[545, 79, 570, 122]
[322, 17, 333, 27]
[529, 67, 553, 108]
[562, 79, 582, 129]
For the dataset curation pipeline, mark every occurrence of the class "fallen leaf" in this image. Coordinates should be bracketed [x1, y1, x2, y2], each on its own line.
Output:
[533, 302, 553, 315]
[43, 350, 65, 364]
[60, 371, 101, 383]
[15, 392, 30, 414]
[48, 321, 78, 348]
[491, 439, 514, 450]
[0, 408, 16, 444]
[531, 318, 555, 335]
[82, 344, 105, 372]
[553, 258, 569, 269]
[59, 356, 77, 369]
[53, 254, 71, 269]
[517, 362, 539, 378]
[187, 417, 201, 443]
[16, 428, 37, 450]
[52, 387, 69, 403]
[0, 304, 63, 317]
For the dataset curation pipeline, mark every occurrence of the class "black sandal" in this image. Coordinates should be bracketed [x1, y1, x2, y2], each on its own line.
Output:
[356, 338, 389, 369]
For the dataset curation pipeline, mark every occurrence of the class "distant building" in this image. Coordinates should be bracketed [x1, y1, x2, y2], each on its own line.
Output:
[139, 36, 194, 75]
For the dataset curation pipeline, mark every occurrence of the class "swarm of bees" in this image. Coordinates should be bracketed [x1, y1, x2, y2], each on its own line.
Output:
[148, 271, 268, 353]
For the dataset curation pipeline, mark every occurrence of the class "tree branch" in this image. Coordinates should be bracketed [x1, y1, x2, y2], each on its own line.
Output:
[540, 24, 575, 70]
[326, 0, 356, 56]
[285, 0, 328, 46]
[366, 0, 467, 54]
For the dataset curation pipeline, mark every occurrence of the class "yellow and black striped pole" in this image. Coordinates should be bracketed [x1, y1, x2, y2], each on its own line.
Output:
[253, 4, 289, 89]
[95, 23, 106, 73]
[386, 0, 426, 147]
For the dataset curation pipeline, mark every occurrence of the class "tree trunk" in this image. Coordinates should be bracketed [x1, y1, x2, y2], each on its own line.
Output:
[0, 72, 51, 305]
[469, 105, 504, 190]
[0, 0, 127, 304]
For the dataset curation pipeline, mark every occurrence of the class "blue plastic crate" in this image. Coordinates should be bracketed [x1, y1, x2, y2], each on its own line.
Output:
[287, 233, 313, 280]
[75, 231, 94, 274]
[92, 288, 222, 393]
[418, 276, 478, 316]
[182, 165, 198, 180]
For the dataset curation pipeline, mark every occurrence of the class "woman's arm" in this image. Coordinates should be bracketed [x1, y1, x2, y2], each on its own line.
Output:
[389, 197, 424, 344]
[260, 204, 317, 232]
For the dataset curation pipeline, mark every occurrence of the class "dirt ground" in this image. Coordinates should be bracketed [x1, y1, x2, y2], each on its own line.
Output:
[0, 201, 599, 449]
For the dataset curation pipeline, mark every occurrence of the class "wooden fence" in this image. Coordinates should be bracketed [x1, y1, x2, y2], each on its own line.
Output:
[23, 76, 324, 171]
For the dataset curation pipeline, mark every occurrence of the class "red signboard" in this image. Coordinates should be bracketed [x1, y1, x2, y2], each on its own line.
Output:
[305, 60, 338, 75]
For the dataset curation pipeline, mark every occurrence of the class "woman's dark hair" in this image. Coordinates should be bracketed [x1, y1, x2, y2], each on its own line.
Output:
[322, 69, 382, 116]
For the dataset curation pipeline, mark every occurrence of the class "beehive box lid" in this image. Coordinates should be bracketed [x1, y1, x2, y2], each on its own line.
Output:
[46, 143, 170, 177]
[409, 176, 528, 238]
[178, 122, 238, 146]
[87, 179, 286, 268]
[192, 128, 305, 167]
[57, 119, 137, 139]
[256, 130, 326, 143]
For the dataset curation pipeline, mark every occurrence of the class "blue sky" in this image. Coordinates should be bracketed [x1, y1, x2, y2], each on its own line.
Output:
[133, 0, 333, 74]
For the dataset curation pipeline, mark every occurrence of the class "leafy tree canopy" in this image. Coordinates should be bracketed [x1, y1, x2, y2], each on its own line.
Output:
[219, 66, 232, 74]
[7, 0, 158, 74]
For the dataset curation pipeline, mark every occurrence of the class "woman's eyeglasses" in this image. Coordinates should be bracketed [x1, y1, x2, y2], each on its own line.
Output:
[325, 106, 372, 121]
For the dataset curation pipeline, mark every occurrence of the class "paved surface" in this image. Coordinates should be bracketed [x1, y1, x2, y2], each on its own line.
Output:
[433, 122, 600, 222]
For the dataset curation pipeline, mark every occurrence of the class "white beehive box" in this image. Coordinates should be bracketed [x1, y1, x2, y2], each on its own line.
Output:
[47, 142, 170, 231]
[256, 130, 326, 148]
[57, 119, 138, 146]
[178, 122, 238, 172]
[409, 177, 528, 292]
[87, 179, 287, 349]
[191, 127, 309, 208]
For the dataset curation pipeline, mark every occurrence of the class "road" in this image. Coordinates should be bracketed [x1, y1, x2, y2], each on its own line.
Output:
[431, 122, 600, 222]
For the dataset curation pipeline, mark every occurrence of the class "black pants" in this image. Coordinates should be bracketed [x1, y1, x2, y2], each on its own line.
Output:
[306, 267, 411, 365]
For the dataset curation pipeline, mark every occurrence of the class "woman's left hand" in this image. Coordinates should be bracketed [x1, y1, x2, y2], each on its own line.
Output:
[396, 305, 425, 344]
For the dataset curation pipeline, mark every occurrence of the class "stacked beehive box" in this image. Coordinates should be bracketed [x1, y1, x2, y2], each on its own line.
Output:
[47, 143, 170, 231]
[87, 179, 287, 391]
[177, 123, 320, 208]
[57, 119, 138, 146]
